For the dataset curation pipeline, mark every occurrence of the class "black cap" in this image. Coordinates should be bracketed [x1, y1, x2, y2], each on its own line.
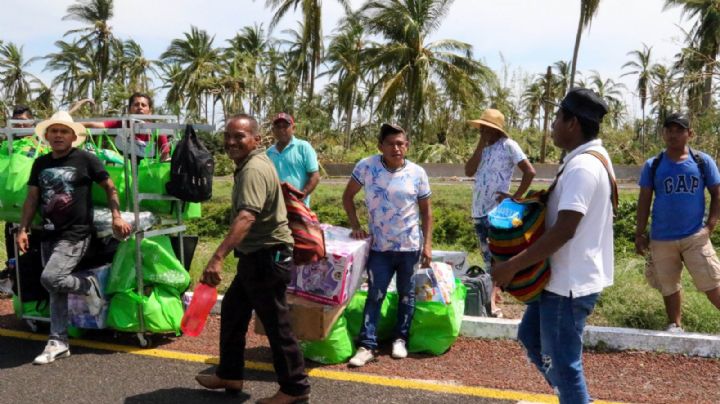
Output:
[12, 104, 32, 118]
[560, 88, 608, 124]
[380, 122, 404, 136]
[663, 112, 690, 129]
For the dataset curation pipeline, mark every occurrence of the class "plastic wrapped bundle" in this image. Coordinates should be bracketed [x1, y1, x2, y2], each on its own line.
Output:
[93, 208, 155, 238]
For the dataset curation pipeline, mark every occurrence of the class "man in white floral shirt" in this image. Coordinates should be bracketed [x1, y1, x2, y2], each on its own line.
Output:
[342, 123, 433, 367]
[465, 109, 535, 317]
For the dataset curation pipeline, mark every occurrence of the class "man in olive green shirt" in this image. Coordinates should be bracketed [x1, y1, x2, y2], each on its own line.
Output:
[196, 114, 310, 404]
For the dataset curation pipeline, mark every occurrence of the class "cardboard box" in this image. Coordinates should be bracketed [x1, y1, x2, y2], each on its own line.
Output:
[432, 250, 469, 277]
[288, 225, 370, 306]
[254, 294, 347, 341]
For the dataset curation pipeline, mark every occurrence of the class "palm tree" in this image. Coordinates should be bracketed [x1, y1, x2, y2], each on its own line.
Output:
[325, 13, 366, 148]
[650, 63, 681, 136]
[521, 80, 544, 129]
[225, 24, 270, 115]
[160, 26, 222, 121]
[570, 0, 601, 88]
[622, 43, 652, 151]
[673, 43, 705, 115]
[266, 0, 350, 102]
[63, 0, 115, 110]
[158, 62, 185, 120]
[44, 40, 95, 106]
[587, 71, 627, 128]
[279, 23, 313, 106]
[664, 0, 720, 113]
[361, 0, 494, 138]
[120, 40, 156, 93]
[552, 60, 572, 99]
[0, 42, 41, 105]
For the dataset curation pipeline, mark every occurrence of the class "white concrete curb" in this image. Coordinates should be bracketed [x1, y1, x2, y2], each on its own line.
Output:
[461, 316, 720, 358]
[187, 292, 720, 358]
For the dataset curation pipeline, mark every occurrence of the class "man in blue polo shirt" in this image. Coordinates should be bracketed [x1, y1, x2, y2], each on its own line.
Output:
[267, 113, 320, 206]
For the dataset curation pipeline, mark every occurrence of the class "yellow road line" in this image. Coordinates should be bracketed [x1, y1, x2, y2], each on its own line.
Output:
[0, 327, 622, 403]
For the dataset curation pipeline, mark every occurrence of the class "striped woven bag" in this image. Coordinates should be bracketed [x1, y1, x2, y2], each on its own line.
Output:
[281, 182, 326, 265]
[488, 191, 550, 303]
[488, 150, 618, 304]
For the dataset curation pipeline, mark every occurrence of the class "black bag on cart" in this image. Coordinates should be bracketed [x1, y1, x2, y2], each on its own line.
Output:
[10, 238, 47, 303]
[166, 124, 214, 202]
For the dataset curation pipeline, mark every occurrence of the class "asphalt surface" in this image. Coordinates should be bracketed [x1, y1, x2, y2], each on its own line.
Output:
[0, 335, 516, 404]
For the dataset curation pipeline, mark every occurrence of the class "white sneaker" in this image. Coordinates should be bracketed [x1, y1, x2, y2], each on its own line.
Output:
[85, 275, 104, 316]
[665, 323, 684, 333]
[33, 340, 70, 365]
[391, 339, 408, 359]
[348, 347, 375, 367]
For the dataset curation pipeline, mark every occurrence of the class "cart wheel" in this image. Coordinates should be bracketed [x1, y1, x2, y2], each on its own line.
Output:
[25, 319, 38, 333]
[136, 333, 151, 348]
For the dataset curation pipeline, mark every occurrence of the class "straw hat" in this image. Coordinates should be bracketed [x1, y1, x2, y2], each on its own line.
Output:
[468, 109, 507, 137]
[35, 111, 86, 147]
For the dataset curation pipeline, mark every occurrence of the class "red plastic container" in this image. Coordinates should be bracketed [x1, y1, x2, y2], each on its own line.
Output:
[181, 283, 217, 337]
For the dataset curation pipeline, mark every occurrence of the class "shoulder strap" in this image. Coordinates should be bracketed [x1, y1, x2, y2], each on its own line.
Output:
[688, 147, 707, 183]
[650, 151, 663, 185]
[584, 150, 619, 217]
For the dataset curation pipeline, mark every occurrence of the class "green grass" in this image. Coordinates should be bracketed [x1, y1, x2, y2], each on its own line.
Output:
[185, 180, 720, 333]
[4, 179, 720, 333]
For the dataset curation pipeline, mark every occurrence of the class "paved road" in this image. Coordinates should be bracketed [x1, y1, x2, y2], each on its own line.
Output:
[0, 335, 518, 404]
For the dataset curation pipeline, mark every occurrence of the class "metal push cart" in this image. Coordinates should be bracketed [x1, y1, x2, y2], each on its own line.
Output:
[2, 115, 214, 346]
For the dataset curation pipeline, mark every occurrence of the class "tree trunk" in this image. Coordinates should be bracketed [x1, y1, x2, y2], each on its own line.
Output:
[641, 102, 646, 158]
[541, 66, 552, 163]
[702, 62, 714, 113]
[308, 59, 316, 102]
[344, 89, 355, 150]
[570, 3, 585, 90]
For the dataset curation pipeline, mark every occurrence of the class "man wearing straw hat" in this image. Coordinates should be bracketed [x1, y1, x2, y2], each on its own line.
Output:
[464, 108, 535, 317]
[17, 111, 131, 365]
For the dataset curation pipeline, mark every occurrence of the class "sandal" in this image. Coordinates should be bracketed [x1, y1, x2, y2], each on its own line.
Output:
[491, 308, 504, 318]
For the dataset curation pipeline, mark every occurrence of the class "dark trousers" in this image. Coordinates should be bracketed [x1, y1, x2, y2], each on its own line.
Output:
[217, 245, 310, 396]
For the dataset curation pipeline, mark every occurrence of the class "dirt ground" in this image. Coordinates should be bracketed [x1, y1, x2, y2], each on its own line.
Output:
[1, 296, 718, 404]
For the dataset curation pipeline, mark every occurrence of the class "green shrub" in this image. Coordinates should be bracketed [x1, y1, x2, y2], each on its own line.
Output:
[185, 202, 233, 238]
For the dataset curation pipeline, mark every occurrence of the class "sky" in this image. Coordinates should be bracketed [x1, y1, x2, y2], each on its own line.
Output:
[0, 0, 693, 118]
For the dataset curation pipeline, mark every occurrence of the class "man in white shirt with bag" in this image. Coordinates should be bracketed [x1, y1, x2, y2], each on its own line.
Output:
[492, 88, 616, 404]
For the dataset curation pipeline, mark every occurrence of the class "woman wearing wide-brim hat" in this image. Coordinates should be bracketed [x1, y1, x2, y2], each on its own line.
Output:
[464, 108, 536, 318]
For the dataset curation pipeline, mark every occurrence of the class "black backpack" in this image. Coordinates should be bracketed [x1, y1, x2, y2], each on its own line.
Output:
[166, 124, 214, 202]
[462, 265, 494, 317]
[650, 148, 707, 186]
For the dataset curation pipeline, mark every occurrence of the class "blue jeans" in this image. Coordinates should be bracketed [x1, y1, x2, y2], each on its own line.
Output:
[517, 290, 599, 404]
[40, 237, 91, 342]
[474, 217, 493, 271]
[358, 250, 420, 350]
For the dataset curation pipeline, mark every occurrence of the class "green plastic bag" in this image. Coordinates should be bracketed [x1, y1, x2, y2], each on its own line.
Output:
[408, 280, 466, 355]
[106, 236, 190, 295]
[12, 296, 50, 318]
[84, 133, 124, 165]
[0, 146, 41, 222]
[86, 132, 131, 210]
[300, 316, 355, 364]
[344, 290, 398, 341]
[105, 285, 183, 334]
[138, 159, 172, 213]
[91, 163, 131, 210]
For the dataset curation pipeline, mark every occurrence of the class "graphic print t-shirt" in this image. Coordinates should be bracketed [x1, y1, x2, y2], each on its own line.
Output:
[638, 151, 720, 240]
[28, 149, 109, 241]
[351, 155, 432, 252]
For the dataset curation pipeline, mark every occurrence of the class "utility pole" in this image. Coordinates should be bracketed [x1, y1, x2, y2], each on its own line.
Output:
[540, 66, 553, 163]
